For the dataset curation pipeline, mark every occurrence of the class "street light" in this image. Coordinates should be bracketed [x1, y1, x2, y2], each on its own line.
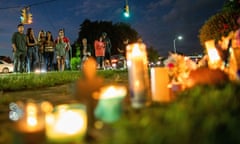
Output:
[173, 36, 183, 53]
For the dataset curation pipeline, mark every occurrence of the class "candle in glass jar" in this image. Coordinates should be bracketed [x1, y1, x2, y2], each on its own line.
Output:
[45, 104, 87, 143]
[14, 101, 46, 144]
[16, 102, 45, 133]
[94, 85, 127, 123]
[150, 67, 171, 102]
[205, 40, 222, 69]
[126, 43, 151, 108]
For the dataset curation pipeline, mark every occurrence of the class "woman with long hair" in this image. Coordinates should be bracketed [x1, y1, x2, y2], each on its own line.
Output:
[44, 31, 55, 71]
[26, 28, 37, 72]
[37, 30, 46, 69]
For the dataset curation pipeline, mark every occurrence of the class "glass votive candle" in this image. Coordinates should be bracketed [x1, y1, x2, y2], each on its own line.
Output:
[45, 103, 87, 143]
[13, 100, 49, 144]
[94, 85, 127, 123]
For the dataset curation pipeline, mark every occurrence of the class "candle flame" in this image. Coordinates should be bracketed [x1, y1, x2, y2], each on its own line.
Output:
[27, 116, 37, 126]
[205, 40, 221, 63]
[26, 103, 38, 126]
[132, 44, 142, 57]
[54, 110, 85, 134]
[207, 48, 221, 62]
[100, 86, 127, 99]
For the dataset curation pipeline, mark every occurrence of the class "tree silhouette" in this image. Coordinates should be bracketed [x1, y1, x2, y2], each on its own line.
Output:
[199, 0, 240, 48]
[74, 19, 138, 56]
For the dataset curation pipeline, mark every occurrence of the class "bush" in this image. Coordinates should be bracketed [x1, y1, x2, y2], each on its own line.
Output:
[71, 57, 81, 70]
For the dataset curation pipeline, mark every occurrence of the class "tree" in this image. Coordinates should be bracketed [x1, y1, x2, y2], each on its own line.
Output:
[72, 19, 160, 67]
[147, 46, 160, 63]
[75, 19, 139, 55]
[199, 0, 240, 48]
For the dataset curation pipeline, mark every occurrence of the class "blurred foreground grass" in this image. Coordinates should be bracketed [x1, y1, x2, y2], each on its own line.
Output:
[1, 70, 240, 144]
[103, 83, 240, 144]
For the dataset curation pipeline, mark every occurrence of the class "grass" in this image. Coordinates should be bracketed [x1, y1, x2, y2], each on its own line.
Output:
[0, 70, 128, 92]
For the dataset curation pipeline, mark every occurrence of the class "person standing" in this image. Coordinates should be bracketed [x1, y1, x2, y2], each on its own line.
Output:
[11, 23, 27, 73]
[26, 28, 37, 72]
[117, 38, 129, 69]
[94, 36, 105, 69]
[37, 30, 46, 70]
[117, 38, 129, 55]
[57, 29, 71, 70]
[55, 36, 67, 71]
[102, 32, 112, 67]
[44, 31, 55, 71]
[80, 38, 92, 69]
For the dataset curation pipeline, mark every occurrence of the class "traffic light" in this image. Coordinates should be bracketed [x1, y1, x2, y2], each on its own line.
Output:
[20, 7, 33, 24]
[123, 5, 130, 18]
[20, 8, 27, 24]
[27, 13, 33, 24]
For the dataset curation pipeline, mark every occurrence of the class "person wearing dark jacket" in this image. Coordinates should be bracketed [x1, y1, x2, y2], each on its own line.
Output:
[11, 23, 27, 73]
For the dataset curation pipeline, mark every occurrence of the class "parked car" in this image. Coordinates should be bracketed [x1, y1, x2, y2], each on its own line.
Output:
[0, 60, 14, 73]
[0, 56, 12, 63]
[110, 54, 126, 69]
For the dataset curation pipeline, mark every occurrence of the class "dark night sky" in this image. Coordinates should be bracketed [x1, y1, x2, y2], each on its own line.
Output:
[0, 0, 226, 58]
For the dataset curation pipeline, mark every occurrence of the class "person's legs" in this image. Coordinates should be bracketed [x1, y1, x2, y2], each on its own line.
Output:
[19, 53, 25, 73]
[96, 56, 101, 68]
[65, 51, 70, 70]
[49, 52, 54, 71]
[13, 52, 18, 72]
[57, 58, 61, 71]
[61, 57, 65, 71]
[45, 52, 49, 71]
[107, 51, 112, 66]
[101, 56, 105, 69]
[27, 48, 34, 72]
[32, 47, 37, 71]
[80, 56, 87, 70]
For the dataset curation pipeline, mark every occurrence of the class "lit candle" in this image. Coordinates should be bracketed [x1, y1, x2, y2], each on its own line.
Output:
[16, 102, 45, 133]
[14, 101, 46, 144]
[126, 43, 151, 108]
[205, 40, 223, 69]
[45, 104, 87, 143]
[94, 85, 127, 123]
[150, 67, 171, 102]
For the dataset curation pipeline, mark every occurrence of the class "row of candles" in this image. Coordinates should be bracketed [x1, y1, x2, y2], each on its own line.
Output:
[10, 85, 127, 143]
[10, 43, 176, 143]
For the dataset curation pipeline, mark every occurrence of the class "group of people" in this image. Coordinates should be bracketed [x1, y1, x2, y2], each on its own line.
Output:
[11, 23, 71, 73]
[79, 32, 113, 70]
[12, 23, 130, 72]
[93, 32, 112, 69]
